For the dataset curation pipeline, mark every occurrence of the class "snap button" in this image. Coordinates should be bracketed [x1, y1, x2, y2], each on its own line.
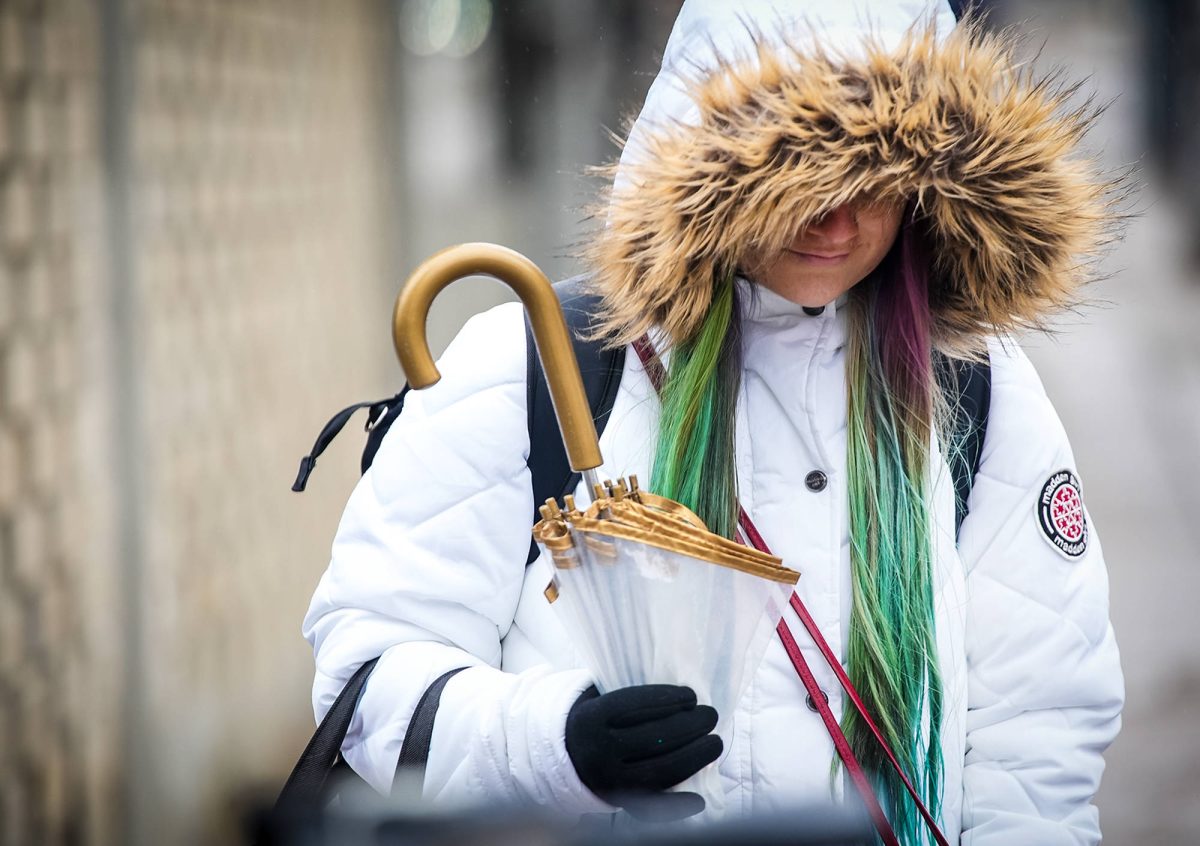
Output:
[806, 689, 829, 713]
[804, 470, 828, 492]
[802, 305, 825, 316]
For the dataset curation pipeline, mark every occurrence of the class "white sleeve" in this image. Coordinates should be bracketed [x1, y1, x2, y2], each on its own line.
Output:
[956, 339, 1124, 845]
[301, 301, 611, 814]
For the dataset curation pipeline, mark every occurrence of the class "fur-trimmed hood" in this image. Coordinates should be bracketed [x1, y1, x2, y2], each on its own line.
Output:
[586, 0, 1122, 354]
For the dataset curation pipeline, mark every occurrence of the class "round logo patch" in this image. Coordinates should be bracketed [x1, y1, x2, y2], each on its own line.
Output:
[1037, 469, 1088, 558]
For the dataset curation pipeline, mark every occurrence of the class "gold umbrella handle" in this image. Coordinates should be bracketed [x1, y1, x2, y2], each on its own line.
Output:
[391, 242, 603, 474]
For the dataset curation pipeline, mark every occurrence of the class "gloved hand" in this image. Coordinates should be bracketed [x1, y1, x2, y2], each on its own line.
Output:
[565, 684, 722, 821]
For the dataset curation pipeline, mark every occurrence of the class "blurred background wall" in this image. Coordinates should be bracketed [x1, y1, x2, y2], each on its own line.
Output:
[1, 1, 403, 843]
[0, 1, 1195, 844]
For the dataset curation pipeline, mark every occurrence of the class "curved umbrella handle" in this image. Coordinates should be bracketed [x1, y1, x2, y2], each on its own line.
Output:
[392, 242, 603, 475]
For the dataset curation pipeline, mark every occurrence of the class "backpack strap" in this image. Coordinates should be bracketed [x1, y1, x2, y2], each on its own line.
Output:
[361, 389, 411, 474]
[296, 276, 626, 525]
[275, 657, 379, 808]
[934, 353, 992, 535]
[524, 275, 626, 564]
[394, 667, 468, 772]
[274, 661, 467, 810]
[292, 390, 408, 492]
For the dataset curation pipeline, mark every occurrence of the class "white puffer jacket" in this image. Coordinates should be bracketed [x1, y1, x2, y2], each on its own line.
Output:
[304, 2, 1124, 843]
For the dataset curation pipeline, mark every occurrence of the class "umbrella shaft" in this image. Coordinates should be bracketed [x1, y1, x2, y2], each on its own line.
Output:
[582, 468, 601, 503]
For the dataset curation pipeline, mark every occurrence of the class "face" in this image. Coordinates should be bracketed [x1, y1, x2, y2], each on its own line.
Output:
[741, 198, 905, 307]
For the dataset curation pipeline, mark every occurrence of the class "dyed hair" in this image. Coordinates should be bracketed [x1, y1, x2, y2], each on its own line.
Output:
[843, 221, 944, 843]
[649, 219, 944, 844]
[649, 271, 742, 540]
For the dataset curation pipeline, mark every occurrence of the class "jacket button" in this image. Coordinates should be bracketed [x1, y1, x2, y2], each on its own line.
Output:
[806, 689, 829, 713]
[805, 470, 828, 492]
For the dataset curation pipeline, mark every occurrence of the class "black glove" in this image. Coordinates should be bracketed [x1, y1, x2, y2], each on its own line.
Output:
[565, 684, 722, 821]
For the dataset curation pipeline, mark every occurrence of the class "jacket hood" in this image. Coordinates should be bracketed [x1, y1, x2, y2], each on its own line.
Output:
[585, 0, 1123, 354]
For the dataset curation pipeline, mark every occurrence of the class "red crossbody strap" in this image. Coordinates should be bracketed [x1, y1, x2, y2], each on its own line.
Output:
[783, 587, 949, 845]
[632, 335, 667, 386]
[775, 618, 899, 846]
[632, 334, 948, 846]
[739, 507, 946, 845]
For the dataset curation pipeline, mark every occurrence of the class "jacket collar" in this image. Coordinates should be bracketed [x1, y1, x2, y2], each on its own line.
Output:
[737, 277, 849, 352]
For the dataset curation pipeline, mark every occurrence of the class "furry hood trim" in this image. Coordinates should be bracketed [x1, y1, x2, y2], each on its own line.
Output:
[585, 16, 1124, 353]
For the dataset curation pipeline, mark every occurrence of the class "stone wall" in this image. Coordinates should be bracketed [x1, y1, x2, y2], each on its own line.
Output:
[0, 1, 399, 842]
[1, 2, 116, 842]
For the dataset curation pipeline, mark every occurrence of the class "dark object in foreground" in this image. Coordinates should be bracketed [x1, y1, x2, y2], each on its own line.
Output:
[250, 788, 873, 846]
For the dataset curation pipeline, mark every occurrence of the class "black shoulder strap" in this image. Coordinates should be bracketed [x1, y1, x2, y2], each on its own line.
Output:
[296, 277, 624, 509]
[524, 275, 626, 564]
[292, 391, 407, 492]
[394, 667, 467, 773]
[935, 353, 992, 536]
[274, 661, 466, 810]
[275, 657, 379, 808]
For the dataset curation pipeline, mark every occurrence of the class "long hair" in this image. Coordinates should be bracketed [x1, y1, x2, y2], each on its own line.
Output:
[649, 271, 742, 540]
[843, 218, 944, 843]
[649, 217, 944, 844]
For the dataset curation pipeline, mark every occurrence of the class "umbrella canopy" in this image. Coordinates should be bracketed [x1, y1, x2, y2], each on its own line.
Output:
[536, 476, 797, 689]
[536, 477, 798, 816]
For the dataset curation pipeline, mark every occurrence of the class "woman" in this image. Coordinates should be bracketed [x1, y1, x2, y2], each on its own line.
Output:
[303, 1, 1124, 842]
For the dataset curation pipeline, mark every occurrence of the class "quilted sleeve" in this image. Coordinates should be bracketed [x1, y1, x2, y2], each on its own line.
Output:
[955, 339, 1124, 845]
[301, 301, 610, 814]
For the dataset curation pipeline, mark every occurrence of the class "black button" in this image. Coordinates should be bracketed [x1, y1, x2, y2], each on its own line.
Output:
[806, 689, 829, 713]
[802, 305, 825, 316]
[805, 470, 828, 492]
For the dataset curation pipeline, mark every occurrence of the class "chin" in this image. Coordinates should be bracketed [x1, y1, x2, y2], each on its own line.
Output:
[777, 277, 854, 308]
[762, 255, 862, 306]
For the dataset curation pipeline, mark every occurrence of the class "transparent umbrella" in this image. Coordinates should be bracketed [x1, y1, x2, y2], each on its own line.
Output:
[393, 243, 800, 816]
[534, 479, 797, 814]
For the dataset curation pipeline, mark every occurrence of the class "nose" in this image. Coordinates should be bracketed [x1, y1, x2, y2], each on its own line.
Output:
[805, 204, 857, 247]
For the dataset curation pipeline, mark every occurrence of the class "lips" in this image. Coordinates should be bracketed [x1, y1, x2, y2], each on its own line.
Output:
[787, 248, 851, 263]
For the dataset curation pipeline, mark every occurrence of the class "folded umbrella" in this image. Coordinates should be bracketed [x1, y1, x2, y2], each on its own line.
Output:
[535, 478, 797, 815]
[392, 243, 800, 817]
